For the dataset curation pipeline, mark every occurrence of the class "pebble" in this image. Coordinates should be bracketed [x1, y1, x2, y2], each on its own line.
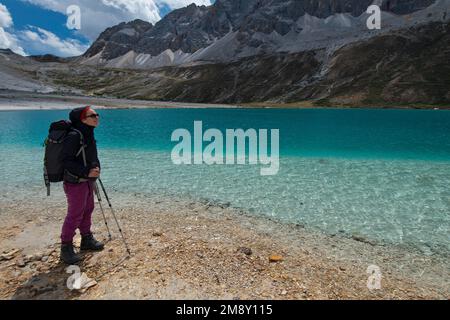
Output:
[35, 285, 55, 295]
[237, 247, 252, 256]
[0, 249, 20, 261]
[351, 234, 376, 246]
[16, 258, 26, 268]
[269, 255, 283, 262]
[33, 254, 44, 261]
[0, 255, 9, 261]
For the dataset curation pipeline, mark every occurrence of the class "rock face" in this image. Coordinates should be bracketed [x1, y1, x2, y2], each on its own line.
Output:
[84, 19, 153, 60]
[83, 0, 440, 64]
[135, 4, 219, 57]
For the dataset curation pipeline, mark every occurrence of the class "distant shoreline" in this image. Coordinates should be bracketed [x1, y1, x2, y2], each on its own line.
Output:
[0, 91, 241, 111]
[0, 91, 449, 111]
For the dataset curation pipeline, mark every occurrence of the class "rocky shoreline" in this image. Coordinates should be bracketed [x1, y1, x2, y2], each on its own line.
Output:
[0, 92, 448, 111]
[0, 91, 241, 111]
[0, 191, 448, 300]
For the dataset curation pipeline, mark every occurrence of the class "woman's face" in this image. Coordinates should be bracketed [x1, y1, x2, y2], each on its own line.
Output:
[82, 108, 100, 128]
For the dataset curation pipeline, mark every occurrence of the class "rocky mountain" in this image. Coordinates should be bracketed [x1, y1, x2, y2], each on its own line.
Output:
[1, 0, 449, 107]
[50, 20, 449, 106]
[83, 19, 153, 61]
[81, 0, 444, 69]
[0, 49, 58, 93]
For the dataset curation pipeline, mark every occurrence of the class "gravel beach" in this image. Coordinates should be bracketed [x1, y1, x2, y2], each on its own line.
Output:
[0, 189, 448, 300]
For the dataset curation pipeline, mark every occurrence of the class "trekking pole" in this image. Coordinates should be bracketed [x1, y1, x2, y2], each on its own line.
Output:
[94, 182, 112, 241]
[98, 178, 131, 256]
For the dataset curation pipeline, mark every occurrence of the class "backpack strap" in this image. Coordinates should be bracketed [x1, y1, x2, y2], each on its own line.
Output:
[72, 129, 87, 167]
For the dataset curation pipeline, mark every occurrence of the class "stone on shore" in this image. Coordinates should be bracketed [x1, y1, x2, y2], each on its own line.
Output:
[269, 255, 283, 262]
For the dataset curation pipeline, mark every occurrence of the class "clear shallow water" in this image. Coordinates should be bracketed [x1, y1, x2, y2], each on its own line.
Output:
[1, 109, 449, 255]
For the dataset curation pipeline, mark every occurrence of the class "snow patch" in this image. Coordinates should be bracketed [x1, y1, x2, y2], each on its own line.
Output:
[118, 28, 138, 37]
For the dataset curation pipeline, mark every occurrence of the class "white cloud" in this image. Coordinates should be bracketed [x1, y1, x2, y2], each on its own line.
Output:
[21, 0, 213, 40]
[0, 4, 26, 55]
[0, 3, 13, 28]
[2, 0, 214, 57]
[0, 3, 83, 57]
[158, 0, 212, 9]
[101, 0, 161, 20]
[19, 26, 89, 57]
[0, 28, 27, 55]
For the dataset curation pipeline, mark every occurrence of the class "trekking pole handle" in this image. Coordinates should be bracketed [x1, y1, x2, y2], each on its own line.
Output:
[98, 179, 110, 202]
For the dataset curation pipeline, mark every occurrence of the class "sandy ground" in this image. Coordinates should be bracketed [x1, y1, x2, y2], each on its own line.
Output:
[0, 91, 241, 110]
[0, 190, 448, 300]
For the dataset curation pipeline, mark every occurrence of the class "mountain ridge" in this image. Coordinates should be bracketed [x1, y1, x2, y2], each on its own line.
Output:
[81, 0, 445, 69]
[0, 1, 449, 107]
[46, 20, 449, 106]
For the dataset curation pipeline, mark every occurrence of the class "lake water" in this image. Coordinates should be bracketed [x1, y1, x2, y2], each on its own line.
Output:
[1, 108, 449, 255]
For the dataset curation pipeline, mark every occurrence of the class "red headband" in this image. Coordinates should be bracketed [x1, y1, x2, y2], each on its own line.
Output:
[80, 106, 91, 120]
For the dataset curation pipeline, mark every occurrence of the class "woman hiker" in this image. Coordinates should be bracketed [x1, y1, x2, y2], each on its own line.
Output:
[60, 106, 105, 264]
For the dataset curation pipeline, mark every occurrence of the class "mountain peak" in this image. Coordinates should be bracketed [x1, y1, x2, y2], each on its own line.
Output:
[83, 0, 443, 64]
[83, 19, 153, 58]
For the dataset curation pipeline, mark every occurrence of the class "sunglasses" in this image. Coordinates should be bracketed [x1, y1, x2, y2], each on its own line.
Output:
[86, 113, 100, 119]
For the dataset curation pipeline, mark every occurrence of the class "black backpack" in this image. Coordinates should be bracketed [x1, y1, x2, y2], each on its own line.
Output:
[43, 120, 86, 196]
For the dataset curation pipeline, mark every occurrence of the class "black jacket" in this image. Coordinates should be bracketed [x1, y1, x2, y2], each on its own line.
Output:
[62, 108, 100, 180]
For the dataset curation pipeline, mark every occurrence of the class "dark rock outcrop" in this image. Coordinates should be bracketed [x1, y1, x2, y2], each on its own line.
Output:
[84, 19, 153, 59]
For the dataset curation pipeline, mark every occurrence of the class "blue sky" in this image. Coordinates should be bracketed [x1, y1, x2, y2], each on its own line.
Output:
[0, 0, 213, 57]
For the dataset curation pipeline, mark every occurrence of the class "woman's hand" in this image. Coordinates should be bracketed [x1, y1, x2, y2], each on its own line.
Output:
[88, 167, 100, 178]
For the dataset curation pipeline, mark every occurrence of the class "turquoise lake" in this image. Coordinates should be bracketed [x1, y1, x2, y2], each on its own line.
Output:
[1, 108, 449, 255]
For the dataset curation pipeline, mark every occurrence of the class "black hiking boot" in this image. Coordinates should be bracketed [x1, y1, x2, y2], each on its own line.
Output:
[60, 243, 81, 265]
[80, 233, 104, 251]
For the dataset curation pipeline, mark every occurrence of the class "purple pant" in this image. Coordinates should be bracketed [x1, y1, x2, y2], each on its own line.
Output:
[61, 181, 95, 244]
